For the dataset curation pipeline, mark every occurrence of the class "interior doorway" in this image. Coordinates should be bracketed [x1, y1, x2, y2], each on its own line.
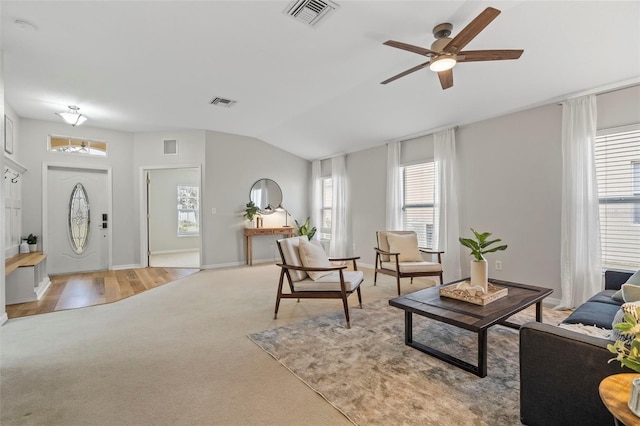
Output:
[145, 167, 201, 269]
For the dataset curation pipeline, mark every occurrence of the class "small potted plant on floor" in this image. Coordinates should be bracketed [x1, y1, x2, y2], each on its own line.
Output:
[26, 234, 38, 252]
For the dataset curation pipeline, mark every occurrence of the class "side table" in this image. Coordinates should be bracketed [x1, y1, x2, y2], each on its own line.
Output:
[599, 373, 640, 426]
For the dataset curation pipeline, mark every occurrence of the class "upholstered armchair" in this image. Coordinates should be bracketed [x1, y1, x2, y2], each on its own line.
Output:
[374, 230, 443, 295]
[275, 236, 364, 328]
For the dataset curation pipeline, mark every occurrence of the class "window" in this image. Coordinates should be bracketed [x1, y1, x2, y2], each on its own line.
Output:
[320, 177, 332, 241]
[177, 185, 199, 236]
[401, 162, 436, 249]
[595, 125, 640, 270]
[49, 135, 107, 156]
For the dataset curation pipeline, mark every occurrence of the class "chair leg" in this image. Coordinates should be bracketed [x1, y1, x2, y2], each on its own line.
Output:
[410, 277, 414, 284]
[439, 272, 443, 285]
[274, 269, 285, 319]
[341, 294, 351, 329]
[374, 270, 378, 286]
[396, 274, 401, 296]
[356, 287, 362, 308]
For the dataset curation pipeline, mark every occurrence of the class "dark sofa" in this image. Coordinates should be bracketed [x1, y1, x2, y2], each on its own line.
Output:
[519, 269, 634, 426]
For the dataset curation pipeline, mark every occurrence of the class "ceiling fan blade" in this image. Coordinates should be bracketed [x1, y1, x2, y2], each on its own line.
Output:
[383, 40, 438, 57]
[444, 7, 501, 54]
[457, 49, 523, 62]
[438, 69, 453, 90]
[381, 61, 431, 84]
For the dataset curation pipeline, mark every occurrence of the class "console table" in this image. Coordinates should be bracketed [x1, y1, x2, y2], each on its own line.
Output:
[245, 227, 295, 266]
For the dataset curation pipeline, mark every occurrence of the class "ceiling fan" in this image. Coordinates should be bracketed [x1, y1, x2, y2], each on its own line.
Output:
[381, 7, 523, 90]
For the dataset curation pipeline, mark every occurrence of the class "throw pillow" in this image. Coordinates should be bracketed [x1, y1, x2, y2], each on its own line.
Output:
[298, 238, 332, 281]
[612, 289, 624, 302]
[626, 270, 640, 286]
[623, 284, 640, 303]
[386, 233, 423, 262]
[611, 302, 640, 343]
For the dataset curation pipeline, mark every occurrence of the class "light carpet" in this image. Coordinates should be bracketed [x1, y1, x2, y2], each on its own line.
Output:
[249, 298, 570, 426]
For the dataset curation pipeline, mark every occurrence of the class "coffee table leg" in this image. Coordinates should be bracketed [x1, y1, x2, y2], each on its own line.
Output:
[478, 329, 488, 378]
[405, 311, 413, 345]
[535, 301, 543, 322]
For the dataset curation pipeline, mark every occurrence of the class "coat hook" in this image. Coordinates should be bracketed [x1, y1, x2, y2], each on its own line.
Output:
[11, 172, 19, 183]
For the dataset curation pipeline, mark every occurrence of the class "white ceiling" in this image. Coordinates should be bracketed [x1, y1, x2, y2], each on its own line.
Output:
[2, 1, 639, 160]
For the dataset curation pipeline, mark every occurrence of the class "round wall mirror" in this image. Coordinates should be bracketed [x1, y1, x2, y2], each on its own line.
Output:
[250, 178, 282, 214]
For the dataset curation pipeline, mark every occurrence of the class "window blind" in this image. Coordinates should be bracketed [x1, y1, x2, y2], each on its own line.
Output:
[595, 125, 640, 270]
[402, 162, 436, 248]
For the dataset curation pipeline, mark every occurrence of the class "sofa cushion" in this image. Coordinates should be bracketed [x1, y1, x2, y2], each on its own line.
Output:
[623, 283, 640, 302]
[588, 289, 624, 306]
[562, 290, 620, 329]
[627, 269, 640, 285]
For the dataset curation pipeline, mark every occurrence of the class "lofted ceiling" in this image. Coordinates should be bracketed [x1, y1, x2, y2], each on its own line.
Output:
[1, 1, 639, 160]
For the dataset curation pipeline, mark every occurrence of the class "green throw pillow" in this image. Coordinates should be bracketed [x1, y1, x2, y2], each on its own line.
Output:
[612, 289, 624, 302]
[623, 284, 640, 303]
[627, 270, 640, 286]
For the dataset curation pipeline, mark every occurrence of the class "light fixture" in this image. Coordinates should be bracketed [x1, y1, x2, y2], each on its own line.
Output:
[276, 205, 292, 227]
[429, 55, 457, 72]
[55, 105, 87, 127]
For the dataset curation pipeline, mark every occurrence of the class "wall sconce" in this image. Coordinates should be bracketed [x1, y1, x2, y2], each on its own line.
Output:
[55, 105, 87, 127]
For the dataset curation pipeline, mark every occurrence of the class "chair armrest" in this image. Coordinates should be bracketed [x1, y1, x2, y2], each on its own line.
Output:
[519, 321, 625, 426]
[374, 248, 399, 257]
[418, 248, 444, 254]
[328, 256, 361, 262]
[276, 263, 347, 272]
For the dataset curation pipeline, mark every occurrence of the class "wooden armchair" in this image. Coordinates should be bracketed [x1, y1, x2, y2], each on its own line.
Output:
[275, 236, 364, 328]
[374, 230, 443, 295]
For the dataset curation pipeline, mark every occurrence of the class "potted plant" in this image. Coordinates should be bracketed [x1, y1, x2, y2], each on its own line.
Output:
[459, 228, 507, 292]
[243, 201, 260, 227]
[608, 305, 640, 414]
[26, 233, 38, 252]
[294, 217, 317, 240]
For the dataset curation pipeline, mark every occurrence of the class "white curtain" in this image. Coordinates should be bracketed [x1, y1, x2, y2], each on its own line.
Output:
[330, 155, 349, 257]
[386, 142, 402, 230]
[434, 128, 462, 283]
[557, 95, 602, 309]
[310, 160, 322, 240]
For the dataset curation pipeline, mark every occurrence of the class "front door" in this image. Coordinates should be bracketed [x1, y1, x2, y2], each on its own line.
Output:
[47, 166, 110, 274]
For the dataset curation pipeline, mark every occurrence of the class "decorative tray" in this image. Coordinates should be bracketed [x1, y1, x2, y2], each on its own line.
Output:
[439, 282, 508, 306]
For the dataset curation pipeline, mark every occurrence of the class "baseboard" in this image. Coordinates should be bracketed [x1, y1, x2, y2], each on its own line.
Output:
[112, 264, 143, 270]
[150, 249, 199, 255]
[35, 277, 51, 300]
[0, 312, 8, 326]
[202, 261, 245, 269]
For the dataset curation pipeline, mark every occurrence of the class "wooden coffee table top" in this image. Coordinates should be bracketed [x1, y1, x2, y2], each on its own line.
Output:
[389, 279, 553, 332]
[600, 373, 640, 426]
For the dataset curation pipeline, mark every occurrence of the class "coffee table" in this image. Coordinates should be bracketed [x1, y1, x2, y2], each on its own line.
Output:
[389, 278, 553, 377]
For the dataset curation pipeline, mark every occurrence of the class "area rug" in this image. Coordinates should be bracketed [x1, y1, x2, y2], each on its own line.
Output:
[248, 298, 570, 426]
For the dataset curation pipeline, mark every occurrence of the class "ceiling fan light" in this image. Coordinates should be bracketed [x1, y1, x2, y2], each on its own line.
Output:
[429, 55, 457, 72]
[55, 105, 87, 127]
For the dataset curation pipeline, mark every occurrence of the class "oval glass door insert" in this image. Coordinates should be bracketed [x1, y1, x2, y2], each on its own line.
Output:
[69, 183, 90, 254]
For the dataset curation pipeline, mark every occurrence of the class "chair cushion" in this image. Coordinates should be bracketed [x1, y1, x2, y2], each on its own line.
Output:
[377, 230, 418, 262]
[380, 261, 442, 274]
[294, 271, 364, 292]
[298, 238, 332, 280]
[386, 232, 423, 262]
[278, 237, 308, 282]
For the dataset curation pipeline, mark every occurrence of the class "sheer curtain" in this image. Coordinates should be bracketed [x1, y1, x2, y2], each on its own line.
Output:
[557, 94, 602, 309]
[330, 155, 349, 257]
[310, 160, 322, 240]
[434, 128, 462, 283]
[386, 142, 402, 230]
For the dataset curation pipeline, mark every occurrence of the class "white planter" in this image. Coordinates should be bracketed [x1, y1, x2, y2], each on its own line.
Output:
[19, 241, 29, 254]
[29, 244, 37, 253]
[470, 259, 488, 293]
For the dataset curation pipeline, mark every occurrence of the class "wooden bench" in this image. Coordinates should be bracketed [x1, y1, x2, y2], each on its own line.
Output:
[5, 252, 50, 305]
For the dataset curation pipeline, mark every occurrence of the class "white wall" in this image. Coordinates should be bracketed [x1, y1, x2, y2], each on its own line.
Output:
[1, 31, 7, 322]
[148, 168, 200, 253]
[349, 85, 640, 304]
[203, 130, 310, 267]
[18, 119, 136, 269]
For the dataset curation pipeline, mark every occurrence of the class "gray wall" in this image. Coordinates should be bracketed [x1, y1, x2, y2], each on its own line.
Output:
[203, 130, 310, 267]
[348, 85, 640, 305]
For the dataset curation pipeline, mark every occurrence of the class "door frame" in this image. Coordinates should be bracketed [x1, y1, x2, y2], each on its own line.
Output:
[42, 162, 113, 271]
[139, 164, 202, 268]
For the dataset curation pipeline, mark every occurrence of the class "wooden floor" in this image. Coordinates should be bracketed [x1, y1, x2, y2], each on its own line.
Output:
[5, 267, 199, 319]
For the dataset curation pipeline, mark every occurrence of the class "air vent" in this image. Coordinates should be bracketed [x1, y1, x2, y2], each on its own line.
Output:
[284, 0, 338, 27]
[210, 97, 237, 108]
[163, 139, 178, 155]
